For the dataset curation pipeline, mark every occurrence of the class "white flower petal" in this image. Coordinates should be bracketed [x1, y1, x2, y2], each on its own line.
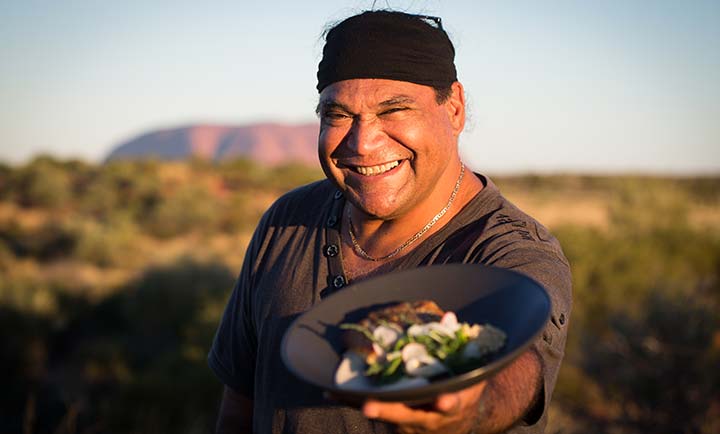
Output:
[462, 325, 506, 360]
[405, 355, 447, 377]
[441, 312, 459, 329]
[335, 351, 372, 390]
[401, 342, 428, 362]
[428, 323, 457, 337]
[373, 325, 401, 348]
[407, 324, 429, 337]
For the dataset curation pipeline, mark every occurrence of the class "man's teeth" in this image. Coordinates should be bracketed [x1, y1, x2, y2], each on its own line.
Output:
[354, 161, 400, 176]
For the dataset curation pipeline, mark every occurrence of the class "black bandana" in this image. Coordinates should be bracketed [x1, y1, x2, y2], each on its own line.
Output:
[316, 11, 457, 93]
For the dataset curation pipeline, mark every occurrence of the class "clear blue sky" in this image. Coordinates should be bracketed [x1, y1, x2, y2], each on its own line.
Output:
[1, 0, 718, 173]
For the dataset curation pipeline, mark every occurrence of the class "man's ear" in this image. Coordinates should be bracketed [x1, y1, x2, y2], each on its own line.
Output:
[445, 81, 466, 136]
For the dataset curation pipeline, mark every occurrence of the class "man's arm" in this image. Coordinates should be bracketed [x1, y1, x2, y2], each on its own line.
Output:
[362, 348, 542, 434]
[216, 386, 254, 434]
[471, 348, 542, 433]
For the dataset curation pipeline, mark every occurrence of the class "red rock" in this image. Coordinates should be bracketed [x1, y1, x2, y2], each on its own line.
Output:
[107, 123, 320, 167]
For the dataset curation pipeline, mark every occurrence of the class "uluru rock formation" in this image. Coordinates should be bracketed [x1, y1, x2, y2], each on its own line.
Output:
[106, 123, 320, 166]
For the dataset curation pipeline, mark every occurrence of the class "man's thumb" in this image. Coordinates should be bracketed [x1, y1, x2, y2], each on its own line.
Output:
[435, 393, 461, 414]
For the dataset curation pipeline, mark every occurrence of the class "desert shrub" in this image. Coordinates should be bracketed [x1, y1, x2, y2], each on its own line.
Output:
[218, 191, 265, 233]
[0, 277, 71, 323]
[0, 306, 67, 434]
[266, 162, 323, 191]
[0, 219, 78, 262]
[9, 156, 73, 209]
[0, 259, 235, 434]
[553, 211, 720, 434]
[73, 215, 143, 268]
[143, 183, 220, 238]
[0, 161, 11, 199]
[0, 239, 13, 270]
[217, 158, 269, 190]
[218, 159, 322, 192]
[557, 289, 720, 434]
[607, 178, 692, 232]
[60, 259, 234, 433]
[678, 176, 720, 203]
[80, 160, 162, 222]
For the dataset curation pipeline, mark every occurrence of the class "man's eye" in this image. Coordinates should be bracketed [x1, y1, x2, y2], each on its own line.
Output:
[323, 111, 350, 120]
[380, 107, 407, 116]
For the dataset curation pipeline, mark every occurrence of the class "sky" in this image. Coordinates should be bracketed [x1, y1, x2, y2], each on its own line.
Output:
[1, 0, 719, 174]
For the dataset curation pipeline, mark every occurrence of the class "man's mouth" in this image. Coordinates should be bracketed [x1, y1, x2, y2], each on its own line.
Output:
[348, 160, 400, 176]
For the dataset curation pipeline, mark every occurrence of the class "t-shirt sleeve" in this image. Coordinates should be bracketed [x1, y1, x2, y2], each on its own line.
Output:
[488, 235, 572, 427]
[207, 273, 258, 397]
[207, 213, 270, 398]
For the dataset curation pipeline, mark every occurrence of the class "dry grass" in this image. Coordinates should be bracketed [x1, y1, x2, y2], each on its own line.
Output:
[689, 205, 720, 230]
[504, 191, 610, 230]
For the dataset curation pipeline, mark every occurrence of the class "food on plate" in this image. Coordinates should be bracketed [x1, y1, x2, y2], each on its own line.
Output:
[334, 300, 506, 390]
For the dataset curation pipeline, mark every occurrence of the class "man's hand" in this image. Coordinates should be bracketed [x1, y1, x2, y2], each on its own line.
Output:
[360, 349, 542, 434]
[362, 380, 487, 434]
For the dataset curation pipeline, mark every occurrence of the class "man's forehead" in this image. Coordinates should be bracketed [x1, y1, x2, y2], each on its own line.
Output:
[318, 79, 434, 104]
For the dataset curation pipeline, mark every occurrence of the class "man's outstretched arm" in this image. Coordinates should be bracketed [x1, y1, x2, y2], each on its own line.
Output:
[216, 385, 254, 434]
[362, 348, 542, 434]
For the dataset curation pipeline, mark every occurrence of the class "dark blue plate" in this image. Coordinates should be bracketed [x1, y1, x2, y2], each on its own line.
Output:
[281, 264, 550, 405]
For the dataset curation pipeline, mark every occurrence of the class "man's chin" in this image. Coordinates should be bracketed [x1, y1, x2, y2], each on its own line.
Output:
[347, 195, 409, 221]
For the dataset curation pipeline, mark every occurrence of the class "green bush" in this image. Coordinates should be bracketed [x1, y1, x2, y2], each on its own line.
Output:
[0, 161, 12, 200]
[0, 259, 235, 434]
[79, 160, 162, 222]
[10, 156, 72, 208]
[559, 290, 719, 434]
[218, 191, 264, 233]
[143, 184, 221, 238]
[68, 259, 233, 433]
[73, 215, 142, 268]
[0, 219, 78, 262]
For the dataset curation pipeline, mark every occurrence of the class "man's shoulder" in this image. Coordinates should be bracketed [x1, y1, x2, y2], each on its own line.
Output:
[460, 175, 569, 266]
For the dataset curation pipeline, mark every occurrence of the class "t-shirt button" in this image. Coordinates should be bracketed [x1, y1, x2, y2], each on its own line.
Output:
[334, 191, 343, 200]
[324, 244, 339, 257]
[327, 215, 338, 227]
[559, 313, 566, 326]
[332, 275, 346, 289]
[543, 332, 553, 344]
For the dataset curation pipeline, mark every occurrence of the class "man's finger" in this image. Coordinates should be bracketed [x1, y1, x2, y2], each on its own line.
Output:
[363, 400, 434, 425]
[434, 393, 461, 414]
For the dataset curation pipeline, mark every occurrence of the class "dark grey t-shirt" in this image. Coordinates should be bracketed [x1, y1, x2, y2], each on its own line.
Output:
[209, 175, 572, 434]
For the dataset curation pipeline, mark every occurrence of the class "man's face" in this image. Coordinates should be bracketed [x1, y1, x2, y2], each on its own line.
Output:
[317, 79, 465, 220]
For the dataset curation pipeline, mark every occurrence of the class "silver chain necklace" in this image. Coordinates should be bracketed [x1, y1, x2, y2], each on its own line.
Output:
[347, 164, 465, 262]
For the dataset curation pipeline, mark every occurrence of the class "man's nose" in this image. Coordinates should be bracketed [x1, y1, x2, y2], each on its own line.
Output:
[345, 117, 384, 155]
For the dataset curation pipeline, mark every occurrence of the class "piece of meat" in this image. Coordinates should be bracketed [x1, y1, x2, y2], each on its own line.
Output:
[342, 300, 445, 356]
[360, 300, 444, 329]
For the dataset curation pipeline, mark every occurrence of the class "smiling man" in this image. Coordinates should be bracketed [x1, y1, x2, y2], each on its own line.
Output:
[209, 10, 571, 434]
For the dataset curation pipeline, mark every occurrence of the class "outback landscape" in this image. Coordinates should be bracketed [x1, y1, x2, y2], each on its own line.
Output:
[0, 155, 718, 433]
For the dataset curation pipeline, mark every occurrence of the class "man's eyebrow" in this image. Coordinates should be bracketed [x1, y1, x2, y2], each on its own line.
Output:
[379, 95, 416, 107]
[315, 100, 351, 116]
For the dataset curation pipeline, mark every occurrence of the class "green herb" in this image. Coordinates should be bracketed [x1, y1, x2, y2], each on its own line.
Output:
[384, 357, 403, 377]
[365, 361, 384, 376]
[393, 336, 410, 351]
[339, 323, 375, 343]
